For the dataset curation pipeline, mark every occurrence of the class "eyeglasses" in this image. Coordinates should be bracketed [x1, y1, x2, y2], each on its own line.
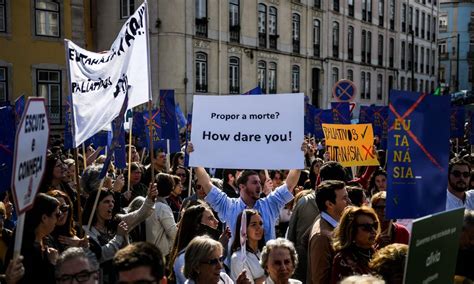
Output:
[356, 222, 378, 232]
[56, 269, 98, 283]
[450, 170, 470, 178]
[201, 256, 225, 266]
[60, 204, 70, 213]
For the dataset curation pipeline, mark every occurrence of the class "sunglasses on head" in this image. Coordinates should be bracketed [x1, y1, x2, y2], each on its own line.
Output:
[450, 170, 470, 178]
[356, 222, 378, 232]
[201, 256, 225, 265]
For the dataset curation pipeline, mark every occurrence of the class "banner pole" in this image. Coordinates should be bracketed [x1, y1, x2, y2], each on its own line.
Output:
[166, 139, 171, 172]
[73, 148, 84, 235]
[141, 147, 147, 164]
[87, 178, 106, 231]
[13, 213, 25, 261]
[188, 167, 193, 198]
[127, 116, 133, 192]
[144, 1, 155, 184]
[147, 101, 155, 184]
[82, 144, 87, 170]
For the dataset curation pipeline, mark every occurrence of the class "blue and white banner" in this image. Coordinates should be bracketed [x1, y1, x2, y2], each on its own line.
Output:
[386, 90, 450, 219]
[65, 1, 150, 147]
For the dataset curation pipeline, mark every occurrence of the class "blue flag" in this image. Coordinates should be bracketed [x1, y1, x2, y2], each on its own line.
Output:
[159, 90, 179, 140]
[175, 103, 187, 130]
[99, 94, 129, 179]
[314, 109, 333, 139]
[331, 102, 351, 124]
[450, 106, 465, 139]
[242, 86, 263, 95]
[0, 106, 15, 193]
[358, 106, 374, 124]
[143, 109, 180, 153]
[14, 95, 25, 126]
[372, 106, 389, 150]
[304, 104, 317, 137]
[386, 90, 450, 219]
[184, 114, 192, 167]
[64, 95, 74, 150]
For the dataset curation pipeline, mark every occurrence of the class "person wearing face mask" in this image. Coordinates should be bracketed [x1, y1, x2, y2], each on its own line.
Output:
[260, 238, 301, 284]
[447, 158, 474, 210]
[330, 206, 381, 284]
[82, 184, 157, 283]
[169, 204, 227, 284]
[230, 210, 266, 284]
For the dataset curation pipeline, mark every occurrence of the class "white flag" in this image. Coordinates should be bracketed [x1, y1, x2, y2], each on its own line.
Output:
[66, 2, 150, 147]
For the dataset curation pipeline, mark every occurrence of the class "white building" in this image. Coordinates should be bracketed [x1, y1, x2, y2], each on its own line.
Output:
[93, 0, 439, 114]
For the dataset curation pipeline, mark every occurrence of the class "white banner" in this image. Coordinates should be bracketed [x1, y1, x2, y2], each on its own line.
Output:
[66, 2, 150, 147]
[189, 94, 305, 170]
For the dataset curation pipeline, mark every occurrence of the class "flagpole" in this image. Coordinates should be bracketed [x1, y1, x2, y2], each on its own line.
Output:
[127, 116, 133, 193]
[82, 144, 87, 170]
[188, 167, 193, 198]
[166, 139, 171, 172]
[145, 0, 155, 184]
[73, 148, 84, 235]
[87, 178, 106, 231]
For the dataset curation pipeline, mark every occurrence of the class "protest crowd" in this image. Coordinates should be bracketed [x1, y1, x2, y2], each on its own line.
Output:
[0, 131, 473, 284]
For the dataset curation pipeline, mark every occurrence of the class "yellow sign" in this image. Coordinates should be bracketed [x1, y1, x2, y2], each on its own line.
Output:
[322, 123, 380, 167]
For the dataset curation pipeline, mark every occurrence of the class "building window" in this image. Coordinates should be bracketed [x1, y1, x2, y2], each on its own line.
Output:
[366, 72, 371, 99]
[408, 43, 412, 70]
[427, 15, 431, 40]
[120, 0, 135, 19]
[333, 0, 340, 12]
[0, 0, 6, 32]
[229, 57, 240, 94]
[414, 45, 418, 72]
[401, 41, 406, 70]
[367, 31, 372, 64]
[314, 0, 321, 9]
[348, 0, 354, 17]
[400, 77, 405, 90]
[409, 6, 413, 32]
[421, 12, 425, 39]
[362, 0, 367, 21]
[362, 30, 367, 63]
[35, 0, 60, 37]
[426, 48, 430, 75]
[347, 69, 354, 81]
[292, 65, 300, 93]
[332, 21, 339, 58]
[378, 0, 384, 27]
[401, 3, 406, 32]
[195, 52, 208, 93]
[420, 46, 424, 73]
[389, 38, 394, 67]
[377, 74, 383, 100]
[0, 67, 7, 103]
[415, 9, 419, 36]
[258, 4, 267, 48]
[258, 61, 267, 94]
[229, 0, 240, 43]
[389, 0, 395, 30]
[361, 72, 366, 99]
[313, 19, 321, 57]
[37, 69, 61, 124]
[378, 35, 383, 66]
[195, 0, 208, 37]
[348, 25, 354, 60]
[432, 16, 436, 41]
[268, 62, 277, 94]
[269, 7, 277, 49]
[332, 67, 339, 87]
[292, 13, 300, 54]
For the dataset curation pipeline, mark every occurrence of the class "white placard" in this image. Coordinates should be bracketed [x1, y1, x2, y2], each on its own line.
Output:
[189, 93, 305, 170]
[11, 98, 50, 214]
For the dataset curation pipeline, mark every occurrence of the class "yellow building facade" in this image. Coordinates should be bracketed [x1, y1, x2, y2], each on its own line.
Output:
[0, 0, 92, 132]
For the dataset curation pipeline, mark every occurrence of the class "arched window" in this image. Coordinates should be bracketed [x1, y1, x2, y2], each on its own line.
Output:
[195, 52, 208, 92]
[258, 61, 267, 94]
[292, 13, 300, 53]
[268, 62, 277, 94]
[229, 57, 240, 94]
[332, 21, 339, 57]
[313, 19, 321, 57]
[292, 65, 300, 93]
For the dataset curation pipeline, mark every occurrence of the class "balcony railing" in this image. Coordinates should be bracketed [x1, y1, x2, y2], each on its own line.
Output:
[258, 33, 266, 48]
[196, 83, 208, 93]
[269, 34, 278, 49]
[195, 18, 208, 37]
[293, 40, 300, 54]
[229, 25, 240, 43]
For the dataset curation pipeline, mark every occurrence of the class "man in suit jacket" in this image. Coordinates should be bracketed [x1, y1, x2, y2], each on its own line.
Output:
[307, 180, 350, 284]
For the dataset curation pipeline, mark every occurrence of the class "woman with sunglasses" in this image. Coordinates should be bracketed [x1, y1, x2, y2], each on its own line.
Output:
[184, 235, 250, 284]
[172, 166, 191, 197]
[230, 209, 266, 284]
[370, 192, 409, 249]
[331, 206, 381, 284]
[169, 203, 224, 284]
[167, 175, 184, 222]
[6, 193, 61, 283]
[45, 190, 88, 253]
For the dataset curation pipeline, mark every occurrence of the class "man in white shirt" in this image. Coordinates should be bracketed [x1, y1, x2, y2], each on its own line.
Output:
[446, 158, 474, 210]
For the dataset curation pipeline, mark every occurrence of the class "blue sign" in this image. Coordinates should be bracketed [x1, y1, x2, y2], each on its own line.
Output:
[333, 80, 356, 102]
[386, 90, 450, 219]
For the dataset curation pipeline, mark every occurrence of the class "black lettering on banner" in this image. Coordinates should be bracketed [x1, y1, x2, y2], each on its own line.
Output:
[326, 145, 363, 162]
[71, 77, 113, 94]
[24, 114, 46, 133]
[18, 156, 43, 181]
